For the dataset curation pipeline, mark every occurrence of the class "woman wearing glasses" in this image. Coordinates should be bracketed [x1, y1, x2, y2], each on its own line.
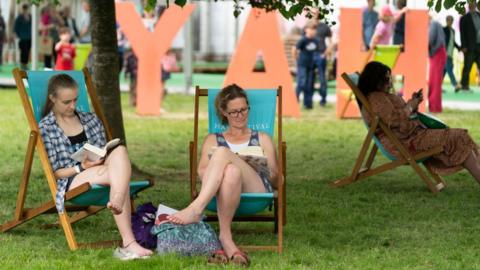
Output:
[167, 84, 278, 266]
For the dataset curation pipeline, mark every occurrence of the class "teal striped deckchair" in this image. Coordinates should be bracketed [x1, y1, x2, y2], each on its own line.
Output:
[189, 86, 286, 253]
[331, 72, 446, 193]
[1, 68, 152, 250]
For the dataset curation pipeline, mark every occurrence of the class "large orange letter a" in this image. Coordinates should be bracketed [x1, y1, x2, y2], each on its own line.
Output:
[224, 9, 300, 117]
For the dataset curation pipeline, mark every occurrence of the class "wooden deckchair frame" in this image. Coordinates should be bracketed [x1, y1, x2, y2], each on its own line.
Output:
[1, 68, 153, 250]
[189, 86, 286, 253]
[331, 72, 446, 193]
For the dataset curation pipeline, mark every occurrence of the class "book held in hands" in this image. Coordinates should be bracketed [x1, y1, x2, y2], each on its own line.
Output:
[208, 146, 269, 176]
[71, 138, 121, 162]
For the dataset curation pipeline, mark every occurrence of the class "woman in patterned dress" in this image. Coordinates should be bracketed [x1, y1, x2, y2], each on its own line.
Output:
[358, 61, 480, 180]
[167, 84, 279, 265]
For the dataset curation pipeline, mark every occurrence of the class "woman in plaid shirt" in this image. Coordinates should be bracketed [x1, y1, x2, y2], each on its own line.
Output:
[39, 74, 152, 259]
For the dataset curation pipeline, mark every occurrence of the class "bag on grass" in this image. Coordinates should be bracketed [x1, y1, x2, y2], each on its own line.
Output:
[151, 221, 221, 256]
[131, 202, 158, 249]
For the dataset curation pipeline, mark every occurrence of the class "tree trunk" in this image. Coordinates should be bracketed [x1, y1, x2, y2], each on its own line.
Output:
[89, 0, 126, 142]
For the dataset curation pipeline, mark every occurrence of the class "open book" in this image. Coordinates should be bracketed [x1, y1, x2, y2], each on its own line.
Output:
[237, 146, 269, 176]
[71, 138, 121, 163]
[155, 204, 178, 225]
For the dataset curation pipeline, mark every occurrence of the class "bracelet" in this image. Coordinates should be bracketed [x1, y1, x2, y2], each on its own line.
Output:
[74, 164, 81, 174]
[74, 164, 85, 174]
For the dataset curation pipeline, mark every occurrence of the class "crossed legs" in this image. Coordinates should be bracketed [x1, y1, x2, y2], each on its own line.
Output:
[168, 147, 266, 256]
[69, 146, 152, 256]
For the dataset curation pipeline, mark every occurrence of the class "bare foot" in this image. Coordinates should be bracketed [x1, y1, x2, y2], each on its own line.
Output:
[167, 206, 202, 225]
[107, 192, 125, 215]
[124, 241, 153, 257]
[219, 235, 239, 258]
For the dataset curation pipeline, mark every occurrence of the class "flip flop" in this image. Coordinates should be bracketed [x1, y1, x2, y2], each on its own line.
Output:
[230, 250, 250, 267]
[207, 249, 229, 265]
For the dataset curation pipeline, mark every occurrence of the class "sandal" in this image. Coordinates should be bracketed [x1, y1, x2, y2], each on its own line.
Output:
[207, 249, 229, 265]
[113, 247, 151, 261]
[230, 250, 250, 267]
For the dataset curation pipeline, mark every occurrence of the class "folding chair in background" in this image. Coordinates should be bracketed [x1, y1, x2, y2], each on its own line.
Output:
[339, 45, 402, 118]
[189, 86, 286, 253]
[331, 72, 446, 193]
[1, 68, 153, 250]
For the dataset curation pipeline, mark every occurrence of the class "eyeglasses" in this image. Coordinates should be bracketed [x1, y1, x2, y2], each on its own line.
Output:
[226, 106, 250, 117]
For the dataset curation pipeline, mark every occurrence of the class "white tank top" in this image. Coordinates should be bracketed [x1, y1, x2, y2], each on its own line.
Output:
[226, 140, 249, 153]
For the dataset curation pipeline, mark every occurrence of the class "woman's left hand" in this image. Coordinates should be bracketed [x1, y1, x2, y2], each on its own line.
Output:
[408, 89, 423, 112]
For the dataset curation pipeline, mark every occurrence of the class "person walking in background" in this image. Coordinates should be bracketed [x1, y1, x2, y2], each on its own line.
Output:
[459, 1, 480, 91]
[443, 15, 462, 92]
[14, 4, 31, 70]
[55, 27, 75, 71]
[124, 47, 138, 107]
[428, 17, 447, 113]
[313, 18, 332, 107]
[393, 0, 408, 49]
[78, 1, 91, 44]
[362, 0, 378, 50]
[292, 22, 319, 110]
[0, 10, 6, 69]
[61, 6, 79, 43]
[39, 5, 54, 68]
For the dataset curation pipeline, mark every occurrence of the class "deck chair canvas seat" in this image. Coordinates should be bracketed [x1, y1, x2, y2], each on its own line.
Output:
[1, 68, 152, 250]
[331, 72, 446, 193]
[190, 87, 286, 253]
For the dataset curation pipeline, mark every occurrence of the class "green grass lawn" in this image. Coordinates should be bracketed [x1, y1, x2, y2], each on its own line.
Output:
[2, 89, 480, 269]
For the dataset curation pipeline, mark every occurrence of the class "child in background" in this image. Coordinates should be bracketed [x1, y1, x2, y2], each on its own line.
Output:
[161, 49, 179, 94]
[292, 22, 319, 109]
[55, 27, 76, 70]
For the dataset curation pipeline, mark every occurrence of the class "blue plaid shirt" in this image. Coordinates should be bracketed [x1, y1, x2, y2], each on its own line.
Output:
[39, 110, 107, 213]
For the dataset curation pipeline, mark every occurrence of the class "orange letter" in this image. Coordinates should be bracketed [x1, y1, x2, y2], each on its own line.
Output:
[116, 3, 195, 115]
[224, 9, 300, 117]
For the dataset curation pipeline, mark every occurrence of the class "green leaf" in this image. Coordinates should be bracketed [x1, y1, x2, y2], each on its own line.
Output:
[443, 0, 456, 9]
[174, 0, 187, 7]
[435, 0, 443, 12]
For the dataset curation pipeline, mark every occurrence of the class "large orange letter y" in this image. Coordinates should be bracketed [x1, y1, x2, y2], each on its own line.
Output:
[116, 3, 195, 115]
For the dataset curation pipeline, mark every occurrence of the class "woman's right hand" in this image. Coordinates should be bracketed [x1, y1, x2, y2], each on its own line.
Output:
[81, 157, 104, 170]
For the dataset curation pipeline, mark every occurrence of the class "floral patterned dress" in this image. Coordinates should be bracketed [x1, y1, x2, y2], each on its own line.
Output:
[365, 91, 478, 175]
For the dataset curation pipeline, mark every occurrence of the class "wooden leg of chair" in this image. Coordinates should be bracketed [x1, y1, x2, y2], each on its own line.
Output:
[361, 144, 378, 173]
[340, 93, 352, 119]
[58, 212, 78, 250]
[424, 164, 446, 191]
[69, 206, 105, 224]
[409, 161, 439, 194]
[332, 129, 374, 187]
[14, 131, 37, 221]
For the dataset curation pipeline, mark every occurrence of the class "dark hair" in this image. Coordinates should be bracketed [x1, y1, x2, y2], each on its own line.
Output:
[396, 0, 407, 8]
[215, 84, 249, 125]
[58, 27, 70, 35]
[358, 61, 391, 101]
[22, 4, 29, 10]
[42, 74, 78, 117]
